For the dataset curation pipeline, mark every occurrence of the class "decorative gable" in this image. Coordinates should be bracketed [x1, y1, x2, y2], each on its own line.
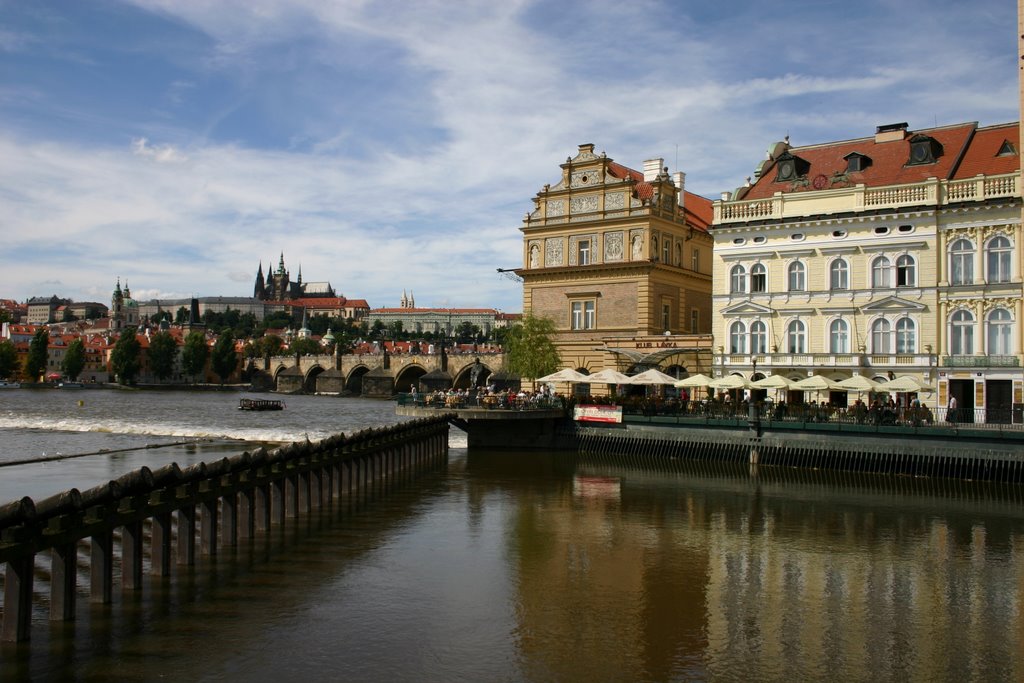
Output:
[721, 301, 775, 317]
[860, 295, 927, 312]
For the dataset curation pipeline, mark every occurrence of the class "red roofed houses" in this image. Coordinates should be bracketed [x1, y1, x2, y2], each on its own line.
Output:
[711, 121, 1021, 420]
[515, 143, 715, 383]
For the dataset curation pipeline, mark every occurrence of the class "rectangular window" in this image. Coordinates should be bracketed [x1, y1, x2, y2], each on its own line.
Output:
[577, 240, 591, 266]
[662, 303, 671, 332]
[690, 309, 699, 333]
[691, 249, 699, 271]
[571, 300, 595, 330]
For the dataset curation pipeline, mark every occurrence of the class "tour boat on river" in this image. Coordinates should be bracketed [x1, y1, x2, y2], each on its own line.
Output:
[0, 380, 20, 389]
[238, 398, 286, 411]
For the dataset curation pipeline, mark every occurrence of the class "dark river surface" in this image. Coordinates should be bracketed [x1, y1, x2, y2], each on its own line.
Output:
[1, 388, 1022, 681]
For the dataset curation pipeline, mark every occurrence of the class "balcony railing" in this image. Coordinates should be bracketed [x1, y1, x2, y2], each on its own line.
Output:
[942, 355, 1020, 368]
[720, 353, 935, 369]
[714, 172, 1020, 224]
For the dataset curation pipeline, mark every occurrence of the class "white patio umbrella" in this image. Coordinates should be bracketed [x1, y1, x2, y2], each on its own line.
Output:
[836, 375, 881, 392]
[878, 375, 936, 394]
[751, 375, 796, 389]
[709, 374, 751, 390]
[585, 368, 634, 385]
[674, 373, 714, 389]
[792, 375, 842, 391]
[792, 374, 842, 402]
[536, 368, 589, 383]
[628, 368, 680, 385]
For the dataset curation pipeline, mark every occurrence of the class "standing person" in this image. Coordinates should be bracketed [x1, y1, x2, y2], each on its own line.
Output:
[947, 394, 958, 423]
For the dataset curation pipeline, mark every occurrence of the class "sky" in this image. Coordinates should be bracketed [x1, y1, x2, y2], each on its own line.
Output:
[1, 0, 1019, 313]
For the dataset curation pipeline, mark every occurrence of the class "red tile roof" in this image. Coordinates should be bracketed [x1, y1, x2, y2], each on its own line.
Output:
[607, 161, 712, 231]
[951, 122, 1020, 179]
[740, 122, 993, 201]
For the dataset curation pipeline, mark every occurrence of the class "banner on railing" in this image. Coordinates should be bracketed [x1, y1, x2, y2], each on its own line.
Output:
[574, 404, 623, 423]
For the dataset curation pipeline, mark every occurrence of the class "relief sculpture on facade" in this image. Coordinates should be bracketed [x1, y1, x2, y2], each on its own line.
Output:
[605, 231, 624, 262]
[545, 238, 564, 267]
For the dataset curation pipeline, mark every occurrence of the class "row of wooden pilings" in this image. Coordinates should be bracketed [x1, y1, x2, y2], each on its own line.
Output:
[0, 416, 450, 642]
[576, 428, 1024, 483]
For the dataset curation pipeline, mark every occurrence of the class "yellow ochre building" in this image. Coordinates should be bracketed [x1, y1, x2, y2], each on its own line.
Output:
[516, 144, 715, 386]
[710, 120, 1022, 419]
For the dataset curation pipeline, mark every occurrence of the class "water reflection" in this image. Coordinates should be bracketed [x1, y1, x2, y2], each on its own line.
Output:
[3, 447, 1022, 681]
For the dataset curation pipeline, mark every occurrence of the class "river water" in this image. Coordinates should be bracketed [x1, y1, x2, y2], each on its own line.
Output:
[1, 388, 1023, 681]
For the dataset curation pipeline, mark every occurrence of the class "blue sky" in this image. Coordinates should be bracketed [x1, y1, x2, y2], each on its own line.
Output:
[1, 0, 1018, 313]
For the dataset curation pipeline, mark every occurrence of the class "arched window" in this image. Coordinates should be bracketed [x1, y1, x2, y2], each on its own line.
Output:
[750, 263, 767, 293]
[829, 259, 849, 291]
[730, 265, 746, 293]
[663, 238, 671, 265]
[986, 236, 1012, 284]
[871, 319, 891, 353]
[829, 319, 849, 353]
[950, 309, 975, 355]
[987, 308, 1013, 356]
[729, 321, 746, 354]
[675, 243, 682, 267]
[895, 318, 916, 354]
[950, 238, 974, 285]
[896, 255, 916, 287]
[787, 320, 806, 354]
[788, 261, 805, 292]
[871, 256, 891, 288]
[750, 320, 767, 353]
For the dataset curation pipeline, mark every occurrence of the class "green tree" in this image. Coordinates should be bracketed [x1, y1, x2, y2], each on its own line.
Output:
[181, 331, 209, 382]
[210, 331, 238, 384]
[61, 338, 86, 380]
[255, 334, 284, 357]
[25, 327, 50, 382]
[262, 311, 293, 330]
[0, 339, 18, 379]
[110, 331, 141, 385]
[149, 331, 178, 382]
[503, 313, 560, 380]
[290, 337, 320, 356]
[175, 306, 189, 324]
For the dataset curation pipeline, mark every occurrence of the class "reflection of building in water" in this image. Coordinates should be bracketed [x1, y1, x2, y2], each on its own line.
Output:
[507, 461, 1024, 679]
[511, 471, 710, 681]
[701, 492, 1024, 680]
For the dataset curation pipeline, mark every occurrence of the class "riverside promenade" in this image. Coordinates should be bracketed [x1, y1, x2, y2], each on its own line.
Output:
[398, 393, 1024, 484]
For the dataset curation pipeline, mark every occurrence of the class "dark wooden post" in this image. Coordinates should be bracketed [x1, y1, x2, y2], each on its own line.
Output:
[238, 489, 255, 539]
[151, 512, 172, 576]
[222, 491, 238, 547]
[200, 498, 218, 556]
[91, 529, 114, 603]
[3, 555, 35, 641]
[177, 505, 196, 565]
[122, 520, 144, 590]
[50, 544, 77, 621]
[272, 476, 286, 525]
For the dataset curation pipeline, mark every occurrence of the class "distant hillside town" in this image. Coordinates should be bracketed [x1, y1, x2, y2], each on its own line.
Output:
[0, 254, 519, 385]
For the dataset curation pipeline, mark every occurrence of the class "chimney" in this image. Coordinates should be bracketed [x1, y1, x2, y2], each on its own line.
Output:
[673, 171, 686, 209]
[643, 158, 663, 182]
[875, 122, 909, 143]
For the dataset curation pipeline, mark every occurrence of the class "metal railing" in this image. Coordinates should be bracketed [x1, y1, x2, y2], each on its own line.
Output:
[611, 399, 1024, 431]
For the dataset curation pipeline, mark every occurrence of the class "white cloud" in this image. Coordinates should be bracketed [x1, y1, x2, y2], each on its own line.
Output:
[1, 0, 1018, 312]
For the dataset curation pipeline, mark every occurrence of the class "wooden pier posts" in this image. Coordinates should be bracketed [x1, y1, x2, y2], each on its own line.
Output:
[0, 416, 450, 642]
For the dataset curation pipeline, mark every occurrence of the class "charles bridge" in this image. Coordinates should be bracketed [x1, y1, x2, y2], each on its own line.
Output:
[249, 348, 508, 397]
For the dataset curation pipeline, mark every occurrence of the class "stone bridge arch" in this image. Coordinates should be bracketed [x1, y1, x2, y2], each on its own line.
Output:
[452, 360, 494, 389]
[394, 364, 428, 393]
[303, 364, 327, 394]
[346, 365, 371, 395]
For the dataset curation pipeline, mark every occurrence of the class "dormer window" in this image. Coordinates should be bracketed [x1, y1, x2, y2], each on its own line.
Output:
[844, 152, 871, 173]
[775, 152, 810, 182]
[997, 139, 1017, 157]
[907, 134, 942, 165]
